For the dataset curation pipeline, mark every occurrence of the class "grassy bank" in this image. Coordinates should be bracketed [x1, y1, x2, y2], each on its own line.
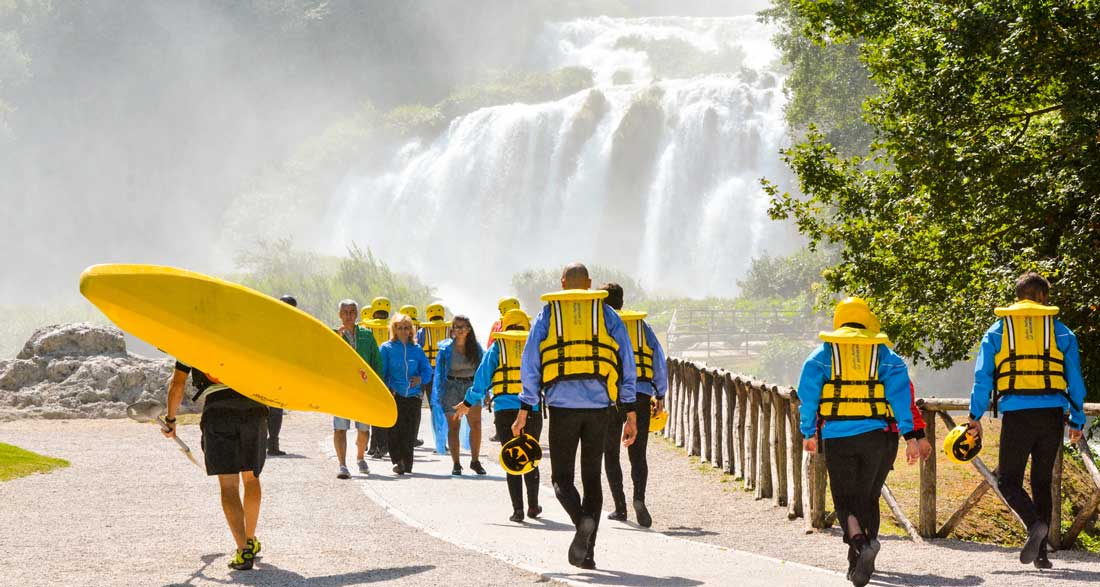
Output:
[0, 443, 70, 482]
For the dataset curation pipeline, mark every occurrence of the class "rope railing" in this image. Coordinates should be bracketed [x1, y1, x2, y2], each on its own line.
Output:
[663, 358, 1100, 549]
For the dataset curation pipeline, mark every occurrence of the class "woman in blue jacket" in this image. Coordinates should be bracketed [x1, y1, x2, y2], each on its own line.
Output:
[379, 313, 433, 475]
[432, 315, 485, 475]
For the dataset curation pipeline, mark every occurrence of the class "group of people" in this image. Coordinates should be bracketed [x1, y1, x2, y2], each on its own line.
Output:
[159, 264, 1087, 581]
[797, 271, 1087, 586]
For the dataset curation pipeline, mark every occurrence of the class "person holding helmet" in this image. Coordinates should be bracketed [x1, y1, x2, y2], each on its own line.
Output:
[267, 294, 298, 456]
[432, 315, 486, 475]
[362, 297, 392, 459]
[968, 271, 1087, 569]
[487, 296, 521, 348]
[798, 297, 916, 587]
[512, 262, 638, 570]
[457, 308, 542, 521]
[599, 283, 667, 528]
[418, 302, 451, 454]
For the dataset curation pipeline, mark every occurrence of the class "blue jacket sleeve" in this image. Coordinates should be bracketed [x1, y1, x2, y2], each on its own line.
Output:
[417, 345, 433, 386]
[466, 345, 499, 406]
[644, 321, 669, 398]
[416, 328, 425, 347]
[379, 342, 391, 384]
[797, 345, 830, 438]
[968, 321, 1002, 420]
[605, 306, 637, 408]
[880, 347, 914, 435]
[519, 305, 551, 410]
[1057, 322, 1087, 429]
[431, 341, 450, 407]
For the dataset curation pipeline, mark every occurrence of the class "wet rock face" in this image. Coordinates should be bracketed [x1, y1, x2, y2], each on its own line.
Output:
[0, 323, 196, 420]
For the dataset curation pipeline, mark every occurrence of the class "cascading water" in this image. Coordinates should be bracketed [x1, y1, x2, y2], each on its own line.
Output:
[328, 15, 793, 320]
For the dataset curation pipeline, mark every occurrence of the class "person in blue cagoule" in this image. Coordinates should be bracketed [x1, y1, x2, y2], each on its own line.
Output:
[797, 297, 916, 587]
[968, 271, 1087, 570]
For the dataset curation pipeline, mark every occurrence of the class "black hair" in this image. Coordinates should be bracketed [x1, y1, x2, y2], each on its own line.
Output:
[1015, 271, 1050, 301]
[451, 315, 480, 363]
[601, 282, 624, 310]
[279, 294, 298, 307]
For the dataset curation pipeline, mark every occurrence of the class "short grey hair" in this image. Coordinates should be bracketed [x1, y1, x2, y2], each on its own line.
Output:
[338, 299, 358, 311]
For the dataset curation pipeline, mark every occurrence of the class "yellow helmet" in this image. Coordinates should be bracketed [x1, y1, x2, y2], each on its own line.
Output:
[833, 297, 881, 332]
[498, 296, 520, 316]
[369, 297, 391, 318]
[359, 307, 371, 323]
[649, 397, 667, 433]
[398, 304, 419, 321]
[500, 308, 530, 332]
[943, 423, 982, 464]
[426, 302, 445, 321]
[500, 433, 542, 475]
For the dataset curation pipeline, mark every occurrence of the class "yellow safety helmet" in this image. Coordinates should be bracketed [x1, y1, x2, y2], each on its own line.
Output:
[649, 397, 667, 433]
[369, 297, 391, 318]
[500, 308, 530, 332]
[425, 302, 445, 322]
[943, 423, 982, 464]
[500, 433, 542, 475]
[498, 296, 521, 316]
[833, 297, 881, 333]
[399, 304, 419, 321]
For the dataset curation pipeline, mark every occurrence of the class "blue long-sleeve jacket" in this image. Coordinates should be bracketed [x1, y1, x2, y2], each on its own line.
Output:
[465, 340, 540, 413]
[430, 338, 484, 407]
[968, 318, 1087, 429]
[637, 320, 669, 399]
[379, 339, 433, 398]
[519, 302, 637, 410]
[797, 343, 914, 440]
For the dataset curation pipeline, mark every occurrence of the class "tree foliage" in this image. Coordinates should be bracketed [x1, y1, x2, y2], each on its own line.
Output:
[737, 247, 838, 301]
[764, 0, 1100, 399]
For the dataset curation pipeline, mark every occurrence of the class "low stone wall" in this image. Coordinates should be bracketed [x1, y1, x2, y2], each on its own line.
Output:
[0, 323, 196, 420]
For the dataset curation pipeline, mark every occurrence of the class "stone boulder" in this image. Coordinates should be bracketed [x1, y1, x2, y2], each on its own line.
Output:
[0, 323, 198, 421]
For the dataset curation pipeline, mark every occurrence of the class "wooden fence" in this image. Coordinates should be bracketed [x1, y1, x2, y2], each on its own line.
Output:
[663, 358, 1100, 549]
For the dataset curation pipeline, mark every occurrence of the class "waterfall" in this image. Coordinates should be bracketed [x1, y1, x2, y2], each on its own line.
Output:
[327, 15, 792, 316]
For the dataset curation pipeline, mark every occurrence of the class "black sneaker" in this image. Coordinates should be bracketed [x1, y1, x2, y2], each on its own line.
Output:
[607, 510, 627, 521]
[392, 463, 405, 475]
[246, 537, 261, 558]
[227, 548, 254, 571]
[569, 517, 596, 567]
[268, 446, 286, 456]
[415, 438, 425, 447]
[633, 499, 652, 528]
[470, 460, 487, 475]
[1034, 539, 1053, 569]
[580, 557, 596, 570]
[527, 505, 543, 519]
[1021, 521, 1049, 564]
[452, 463, 463, 476]
[850, 538, 878, 587]
[509, 510, 525, 523]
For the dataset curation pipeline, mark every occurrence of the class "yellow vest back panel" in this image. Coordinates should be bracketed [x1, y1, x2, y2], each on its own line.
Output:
[362, 319, 391, 351]
[491, 331, 527, 396]
[420, 321, 450, 367]
[621, 316, 654, 382]
[538, 296, 620, 401]
[994, 314, 1066, 395]
[818, 342, 894, 421]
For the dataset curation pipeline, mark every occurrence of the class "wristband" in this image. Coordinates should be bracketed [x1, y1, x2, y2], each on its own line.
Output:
[165, 417, 177, 423]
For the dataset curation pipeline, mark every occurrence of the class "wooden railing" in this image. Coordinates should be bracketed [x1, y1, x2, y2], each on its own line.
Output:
[663, 358, 1100, 549]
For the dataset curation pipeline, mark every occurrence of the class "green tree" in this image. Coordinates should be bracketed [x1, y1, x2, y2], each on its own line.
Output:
[764, 0, 1100, 400]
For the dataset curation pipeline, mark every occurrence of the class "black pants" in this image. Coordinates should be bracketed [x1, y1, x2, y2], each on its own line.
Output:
[549, 406, 610, 554]
[370, 424, 389, 455]
[823, 429, 893, 543]
[267, 408, 283, 447]
[496, 409, 543, 511]
[866, 431, 899, 540]
[605, 394, 652, 504]
[998, 408, 1063, 528]
[388, 395, 422, 468]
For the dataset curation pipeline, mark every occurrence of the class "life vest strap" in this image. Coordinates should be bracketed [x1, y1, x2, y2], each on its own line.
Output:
[819, 413, 897, 422]
[539, 339, 619, 355]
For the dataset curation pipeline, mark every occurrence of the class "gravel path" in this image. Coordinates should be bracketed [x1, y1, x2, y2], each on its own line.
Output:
[0, 411, 541, 587]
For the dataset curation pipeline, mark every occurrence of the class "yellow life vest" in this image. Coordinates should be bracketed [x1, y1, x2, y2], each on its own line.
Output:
[491, 331, 528, 396]
[360, 318, 391, 349]
[618, 310, 654, 382]
[419, 319, 451, 367]
[538, 290, 621, 401]
[991, 301, 1067, 410]
[816, 327, 894, 421]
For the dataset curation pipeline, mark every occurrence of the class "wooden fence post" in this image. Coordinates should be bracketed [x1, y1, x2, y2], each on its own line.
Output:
[710, 372, 724, 470]
[723, 374, 736, 475]
[689, 367, 701, 457]
[919, 408, 937, 538]
[807, 449, 828, 530]
[699, 369, 713, 463]
[1063, 438, 1100, 547]
[734, 378, 748, 481]
[773, 390, 789, 508]
[787, 391, 804, 519]
[665, 360, 677, 441]
[756, 386, 773, 500]
[745, 382, 759, 491]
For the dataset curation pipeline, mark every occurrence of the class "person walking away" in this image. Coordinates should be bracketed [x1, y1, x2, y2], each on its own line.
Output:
[362, 296, 392, 459]
[797, 297, 915, 587]
[163, 361, 269, 570]
[380, 313, 433, 475]
[512, 262, 638, 569]
[457, 308, 542, 521]
[266, 294, 298, 456]
[968, 271, 1086, 569]
[432, 315, 486, 475]
[487, 296, 521, 348]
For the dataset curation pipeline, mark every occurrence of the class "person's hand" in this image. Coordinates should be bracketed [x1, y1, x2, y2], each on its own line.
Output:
[161, 417, 177, 439]
[410, 376, 422, 388]
[655, 398, 665, 414]
[512, 411, 528, 437]
[905, 438, 920, 465]
[1069, 428, 1084, 443]
[967, 417, 983, 440]
[918, 437, 933, 461]
[803, 437, 818, 454]
[622, 411, 637, 447]
[454, 403, 469, 419]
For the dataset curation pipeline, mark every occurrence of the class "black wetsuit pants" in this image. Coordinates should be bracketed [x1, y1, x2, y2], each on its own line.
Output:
[495, 409, 542, 511]
[998, 408, 1063, 528]
[823, 429, 893, 543]
[867, 431, 900, 540]
[267, 408, 283, 448]
[605, 393, 652, 505]
[388, 395, 422, 469]
[549, 406, 610, 554]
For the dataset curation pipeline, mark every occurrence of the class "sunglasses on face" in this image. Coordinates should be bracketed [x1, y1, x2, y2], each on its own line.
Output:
[452, 325, 470, 331]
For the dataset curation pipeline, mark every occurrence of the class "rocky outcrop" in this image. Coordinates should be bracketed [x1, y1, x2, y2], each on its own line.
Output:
[0, 323, 195, 420]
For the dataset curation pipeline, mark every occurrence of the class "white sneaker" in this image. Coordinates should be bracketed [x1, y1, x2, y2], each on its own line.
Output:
[337, 465, 350, 479]
[357, 459, 370, 475]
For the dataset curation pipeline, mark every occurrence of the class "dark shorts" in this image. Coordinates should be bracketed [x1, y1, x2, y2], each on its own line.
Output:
[200, 400, 269, 477]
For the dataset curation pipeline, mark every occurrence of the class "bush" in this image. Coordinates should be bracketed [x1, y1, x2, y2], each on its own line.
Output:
[756, 336, 817, 387]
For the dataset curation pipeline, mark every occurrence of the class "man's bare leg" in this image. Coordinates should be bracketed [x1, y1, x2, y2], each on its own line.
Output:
[218, 474, 246, 550]
[334, 429, 347, 466]
[242, 471, 261, 540]
[356, 430, 368, 462]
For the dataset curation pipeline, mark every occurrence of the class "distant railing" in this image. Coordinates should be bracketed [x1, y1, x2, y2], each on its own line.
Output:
[663, 358, 1100, 549]
[665, 308, 820, 357]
